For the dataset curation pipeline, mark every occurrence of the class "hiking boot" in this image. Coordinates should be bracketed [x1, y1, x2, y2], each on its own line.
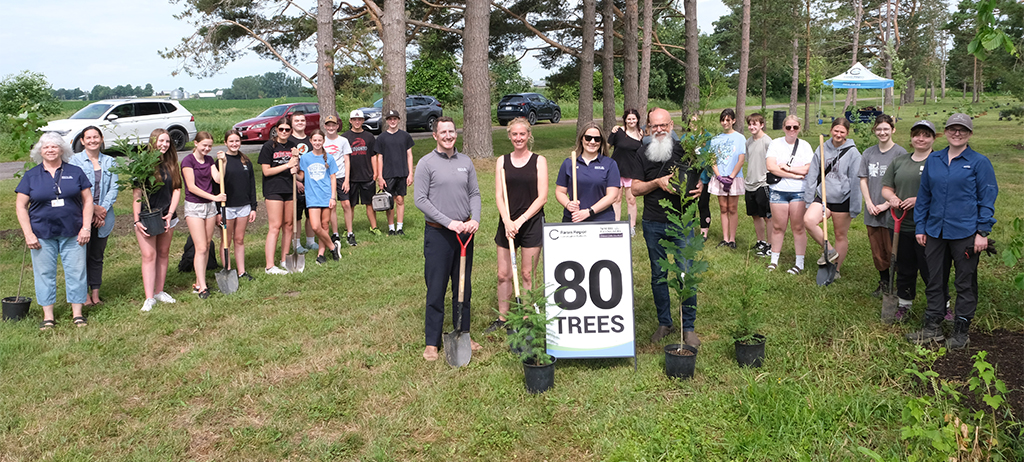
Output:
[945, 318, 971, 350]
[683, 331, 701, 348]
[906, 317, 945, 345]
[484, 319, 507, 334]
[347, 233, 357, 246]
[871, 280, 889, 299]
[650, 325, 672, 343]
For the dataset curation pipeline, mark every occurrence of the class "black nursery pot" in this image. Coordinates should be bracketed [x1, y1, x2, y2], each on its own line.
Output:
[734, 334, 766, 368]
[523, 357, 556, 394]
[664, 344, 698, 379]
[2, 296, 31, 321]
[139, 210, 166, 236]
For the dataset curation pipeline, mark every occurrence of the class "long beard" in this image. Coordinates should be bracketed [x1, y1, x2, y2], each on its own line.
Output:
[646, 135, 673, 163]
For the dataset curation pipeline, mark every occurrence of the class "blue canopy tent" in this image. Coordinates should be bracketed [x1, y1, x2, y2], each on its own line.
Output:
[821, 62, 895, 117]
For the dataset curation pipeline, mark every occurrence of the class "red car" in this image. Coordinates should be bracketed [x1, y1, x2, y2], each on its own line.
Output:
[233, 102, 321, 142]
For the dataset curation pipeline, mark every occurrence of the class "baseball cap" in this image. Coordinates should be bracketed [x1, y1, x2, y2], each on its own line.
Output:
[349, 109, 365, 119]
[323, 115, 339, 124]
[944, 113, 973, 132]
[385, 110, 401, 119]
[911, 119, 935, 134]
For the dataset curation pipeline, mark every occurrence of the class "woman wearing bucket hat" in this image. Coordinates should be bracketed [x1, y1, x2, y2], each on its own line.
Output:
[15, 133, 93, 330]
[881, 120, 950, 322]
[906, 113, 998, 349]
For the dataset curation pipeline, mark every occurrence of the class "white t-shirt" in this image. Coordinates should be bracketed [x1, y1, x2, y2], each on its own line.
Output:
[324, 135, 352, 178]
[765, 137, 814, 193]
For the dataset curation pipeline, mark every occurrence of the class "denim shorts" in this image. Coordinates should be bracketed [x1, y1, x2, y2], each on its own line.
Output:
[769, 188, 804, 205]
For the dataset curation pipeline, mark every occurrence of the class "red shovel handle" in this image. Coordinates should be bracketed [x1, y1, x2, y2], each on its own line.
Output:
[890, 207, 906, 234]
[456, 232, 474, 256]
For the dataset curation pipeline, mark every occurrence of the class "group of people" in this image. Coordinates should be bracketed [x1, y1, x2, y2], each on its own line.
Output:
[14, 104, 998, 352]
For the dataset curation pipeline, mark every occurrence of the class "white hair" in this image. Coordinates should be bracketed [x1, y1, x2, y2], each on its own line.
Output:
[30, 132, 74, 164]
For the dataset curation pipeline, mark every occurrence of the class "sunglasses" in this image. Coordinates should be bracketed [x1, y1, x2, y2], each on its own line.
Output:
[583, 134, 603, 143]
[278, 127, 292, 132]
[784, 125, 800, 130]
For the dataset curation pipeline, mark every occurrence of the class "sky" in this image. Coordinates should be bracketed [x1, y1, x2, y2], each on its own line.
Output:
[0, 0, 729, 94]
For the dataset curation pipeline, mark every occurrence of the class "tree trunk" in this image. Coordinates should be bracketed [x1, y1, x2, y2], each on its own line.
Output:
[940, 34, 947, 99]
[623, 0, 639, 113]
[602, 0, 616, 135]
[682, 0, 699, 121]
[883, 0, 894, 107]
[760, 47, 768, 110]
[844, 0, 862, 111]
[790, 37, 799, 117]
[735, 0, 750, 133]
[803, 0, 810, 133]
[382, 0, 407, 130]
[902, 77, 915, 105]
[930, 78, 936, 103]
[462, 0, 491, 158]
[638, 0, 653, 126]
[315, 0, 336, 120]
[972, 56, 980, 103]
[578, 0, 596, 132]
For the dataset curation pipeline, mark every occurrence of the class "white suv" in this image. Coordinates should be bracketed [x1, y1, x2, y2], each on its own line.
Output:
[42, 99, 198, 152]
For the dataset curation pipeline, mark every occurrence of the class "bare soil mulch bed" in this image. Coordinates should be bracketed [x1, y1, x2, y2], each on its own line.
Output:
[931, 329, 1024, 419]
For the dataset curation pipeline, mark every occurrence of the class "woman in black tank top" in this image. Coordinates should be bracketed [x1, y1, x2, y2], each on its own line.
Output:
[486, 117, 549, 333]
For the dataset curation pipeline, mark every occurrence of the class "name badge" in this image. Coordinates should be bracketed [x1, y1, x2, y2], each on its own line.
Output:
[51, 199, 65, 207]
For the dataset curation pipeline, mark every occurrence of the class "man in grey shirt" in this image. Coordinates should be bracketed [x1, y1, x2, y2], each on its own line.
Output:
[744, 113, 772, 256]
[414, 117, 482, 361]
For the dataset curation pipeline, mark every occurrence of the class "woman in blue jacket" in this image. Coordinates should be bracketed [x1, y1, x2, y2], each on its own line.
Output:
[70, 126, 118, 307]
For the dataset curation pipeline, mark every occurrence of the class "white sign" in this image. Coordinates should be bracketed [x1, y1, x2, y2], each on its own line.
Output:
[542, 221, 635, 359]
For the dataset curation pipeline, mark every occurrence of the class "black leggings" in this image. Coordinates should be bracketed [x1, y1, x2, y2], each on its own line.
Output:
[85, 230, 108, 290]
[698, 184, 711, 230]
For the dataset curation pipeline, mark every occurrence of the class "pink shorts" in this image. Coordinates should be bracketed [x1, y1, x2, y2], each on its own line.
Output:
[709, 176, 745, 196]
[620, 177, 633, 188]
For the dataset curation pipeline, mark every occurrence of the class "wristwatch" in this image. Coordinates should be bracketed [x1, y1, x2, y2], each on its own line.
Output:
[978, 230, 990, 238]
[588, 207, 595, 216]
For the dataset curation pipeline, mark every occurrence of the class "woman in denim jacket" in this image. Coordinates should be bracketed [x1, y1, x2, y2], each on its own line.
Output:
[70, 126, 118, 307]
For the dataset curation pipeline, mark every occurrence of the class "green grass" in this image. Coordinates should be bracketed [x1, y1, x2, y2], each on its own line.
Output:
[0, 96, 1023, 460]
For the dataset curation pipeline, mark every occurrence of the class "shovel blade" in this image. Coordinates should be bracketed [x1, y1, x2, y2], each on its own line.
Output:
[216, 269, 239, 294]
[881, 293, 899, 324]
[816, 262, 836, 286]
[443, 331, 472, 367]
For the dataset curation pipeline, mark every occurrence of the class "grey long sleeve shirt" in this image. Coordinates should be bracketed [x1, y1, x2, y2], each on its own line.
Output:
[414, 148, 481, 227]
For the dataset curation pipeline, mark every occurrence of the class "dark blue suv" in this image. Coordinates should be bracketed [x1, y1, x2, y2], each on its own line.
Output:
[497, 93, 561, 126]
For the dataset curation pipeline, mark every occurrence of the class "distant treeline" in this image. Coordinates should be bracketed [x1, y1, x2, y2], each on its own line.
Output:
[50, 72, 310, 101]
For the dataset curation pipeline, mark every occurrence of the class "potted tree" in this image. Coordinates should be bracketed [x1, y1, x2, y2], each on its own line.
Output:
[731, 266, 767, 368]
[109, 140, 166, 236]
[504, 286, 560, 393]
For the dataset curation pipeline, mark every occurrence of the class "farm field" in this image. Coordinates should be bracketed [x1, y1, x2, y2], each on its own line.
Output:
[0, 95, 1022, 460]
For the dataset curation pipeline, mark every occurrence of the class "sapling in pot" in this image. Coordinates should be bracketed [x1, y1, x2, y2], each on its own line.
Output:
[503, 286, 561, 393]
[109, 138, 165, 234]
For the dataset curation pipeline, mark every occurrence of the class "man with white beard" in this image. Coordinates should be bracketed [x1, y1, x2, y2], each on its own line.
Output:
[632, 108, 703, 346]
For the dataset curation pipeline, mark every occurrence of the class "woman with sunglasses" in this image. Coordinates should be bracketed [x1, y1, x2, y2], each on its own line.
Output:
[257, 118, 300, 275]
[858, 114, 906, 297]
[555, 122, 620, 223]
[764, 115, 815, 273]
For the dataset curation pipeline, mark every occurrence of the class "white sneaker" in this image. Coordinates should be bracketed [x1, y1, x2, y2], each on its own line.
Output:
[266, 265, 289, 275]
[154, 291, 177, 304]
[141, 298, 157, 312]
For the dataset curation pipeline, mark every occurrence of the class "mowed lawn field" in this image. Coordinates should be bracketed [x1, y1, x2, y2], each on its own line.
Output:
[0, 96, 1022, 460]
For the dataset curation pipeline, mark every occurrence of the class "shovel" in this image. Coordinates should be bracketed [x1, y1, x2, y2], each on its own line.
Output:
[881, 208, 906, 323]
[816, 134, 837, 286]
[444, 232, 474, 368]
[284, 173, 305, 273]
[500, 168, 522, 305]
[215, 159, 238, 294]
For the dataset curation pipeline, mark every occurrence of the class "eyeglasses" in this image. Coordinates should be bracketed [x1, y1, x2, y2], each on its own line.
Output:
[784, 125, 800, 131]
[946, 127, 970, 135]
[583, 134, 603, 143]
[278, 127, 292, 132]
[649, 123, 670, 131]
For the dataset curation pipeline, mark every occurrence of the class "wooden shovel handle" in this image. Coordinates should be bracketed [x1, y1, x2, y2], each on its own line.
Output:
[499, 167, 521, 299]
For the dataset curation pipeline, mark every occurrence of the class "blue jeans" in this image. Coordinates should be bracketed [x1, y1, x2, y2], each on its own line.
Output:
[642, 220, 697, 330]
[31, 236, 87, 306]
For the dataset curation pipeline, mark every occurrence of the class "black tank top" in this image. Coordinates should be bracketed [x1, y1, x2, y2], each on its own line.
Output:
[502, 153, 542, 220]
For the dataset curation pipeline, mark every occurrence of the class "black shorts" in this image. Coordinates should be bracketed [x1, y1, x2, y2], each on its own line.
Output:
[813, 196, 851, 213]
[350, 180, 376, 206]
[384, 177, 408, 197]
[335, 178, 350, 202]
[295, 192, 310, 220]
[494, 214, 544, 249]
[264, 192, 293, 202]
[744, 187, 771, 218]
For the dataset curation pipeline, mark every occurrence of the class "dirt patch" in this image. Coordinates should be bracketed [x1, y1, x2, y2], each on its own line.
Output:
[931, 329, 1024, 418]
[1012, 143, 1024, 151]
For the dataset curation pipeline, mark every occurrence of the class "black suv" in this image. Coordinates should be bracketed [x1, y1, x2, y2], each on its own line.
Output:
[497, 93, 561, 126]
[360, 95, 444, 134]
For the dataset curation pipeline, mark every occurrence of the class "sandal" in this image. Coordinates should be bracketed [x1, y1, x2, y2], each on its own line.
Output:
[39, 319, 56, 331]
[767, 263, 778, 272]
[72, 316, 88, 327]
[786, 266, 803, 275]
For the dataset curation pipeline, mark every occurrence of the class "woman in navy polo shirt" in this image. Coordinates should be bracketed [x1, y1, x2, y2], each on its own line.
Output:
[15, 133, 94, 330]
[555, 123, 620, 222]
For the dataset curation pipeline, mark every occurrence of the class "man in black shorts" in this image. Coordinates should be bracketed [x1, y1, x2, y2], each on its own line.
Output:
[374, 110, 415, 236]
[744, 113, 773, 256]
[342, 110, 382, 235]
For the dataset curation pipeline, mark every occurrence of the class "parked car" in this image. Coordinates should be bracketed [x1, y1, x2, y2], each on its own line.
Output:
[41, 99, 198, 152]
[233, 102, 321, 143]
[359, 95, 443, 134]
[497, 93, 561, 126]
